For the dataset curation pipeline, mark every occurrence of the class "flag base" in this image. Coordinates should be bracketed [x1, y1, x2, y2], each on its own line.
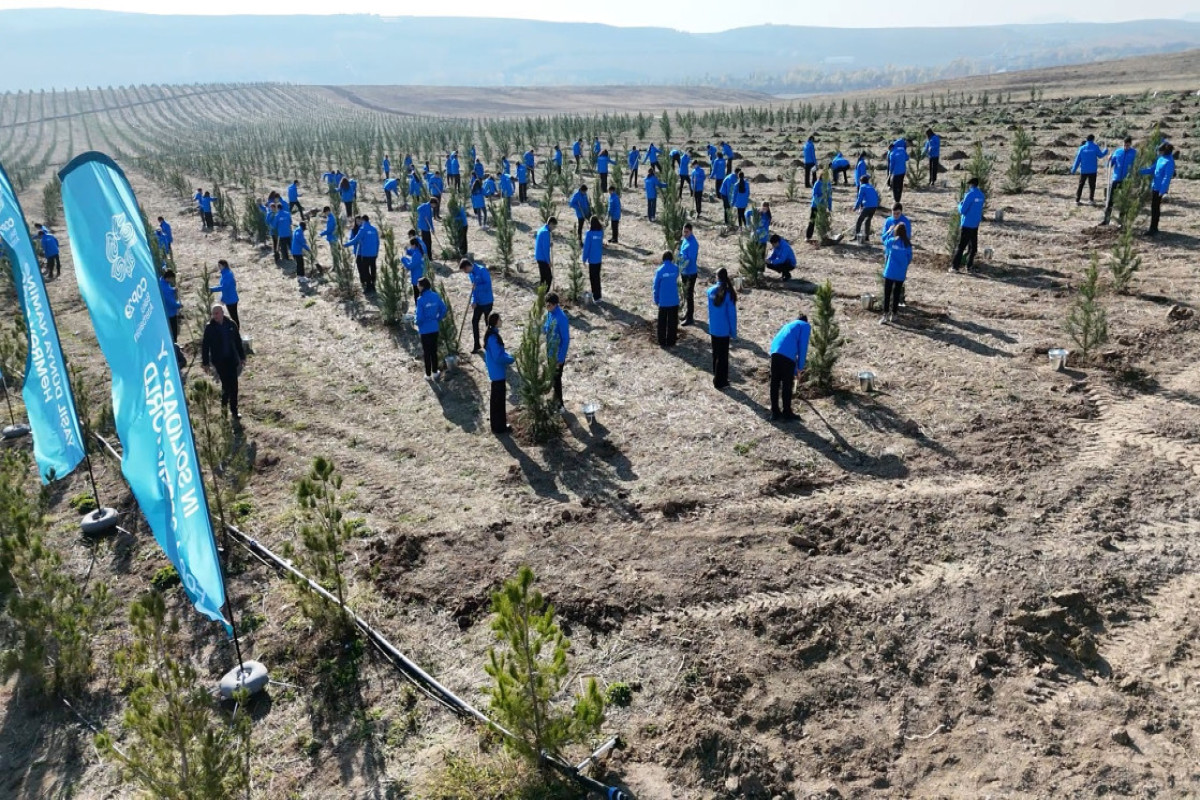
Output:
[80, 507, 119, 535]
[219, 660, 270, 699]
[2, 423, 30, 440]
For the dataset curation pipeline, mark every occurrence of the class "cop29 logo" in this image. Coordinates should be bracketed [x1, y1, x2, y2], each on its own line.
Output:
[105, 212, 139, 283]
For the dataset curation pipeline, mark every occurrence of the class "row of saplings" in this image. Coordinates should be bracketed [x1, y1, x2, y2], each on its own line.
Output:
[0, 383, 617, 797]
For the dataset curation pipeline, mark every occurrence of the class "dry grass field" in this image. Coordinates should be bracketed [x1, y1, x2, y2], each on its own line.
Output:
[2, 50, 1200, 799]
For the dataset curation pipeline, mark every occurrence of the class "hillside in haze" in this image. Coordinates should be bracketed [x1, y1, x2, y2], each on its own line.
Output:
[1, 11, 1199, 92]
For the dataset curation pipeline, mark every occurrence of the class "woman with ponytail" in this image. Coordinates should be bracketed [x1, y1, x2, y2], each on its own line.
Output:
[706, 268, 738, 389]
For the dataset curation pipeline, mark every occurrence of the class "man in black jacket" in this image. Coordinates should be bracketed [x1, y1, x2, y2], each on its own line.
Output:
[201, 303, 246, 422]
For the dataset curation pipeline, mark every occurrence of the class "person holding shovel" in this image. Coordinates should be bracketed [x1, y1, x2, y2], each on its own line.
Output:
[415, 277, 447, 382]
[582, 216, 605, 302]
[678, 223, 699, 326]
[1102, 136, 1137, 226]
[853, 174, 881, 243]
[769, 313, 811, 422]
[950, 178, 985, 272]
[460, 258, 493, 353]
[543, 293, 570, 412]
[805, 169, 832, 242]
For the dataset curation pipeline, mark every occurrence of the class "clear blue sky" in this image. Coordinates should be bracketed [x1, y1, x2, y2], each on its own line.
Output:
[0, 0, 1195, 30]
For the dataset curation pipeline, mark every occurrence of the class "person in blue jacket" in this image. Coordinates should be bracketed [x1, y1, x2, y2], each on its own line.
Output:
[678, 223, 699, 326]
[572, 139, 583, 173]
[854, 152, 869, 186]
[805, 170, 832, 241]
[719, 171, 737, 227]
[338, 176, 357, 217]
[707, 268, 738, 389]
[924, 129, 941, 186]
[198, 191, 216, 232]
[275, 205, 293, 263]
[159, 269, 182, 341]
[417, 198, 435, 255]
[1142, 141, 1176, 236]
[853, 175, 881, 243]
[730, 171, 751, 228]
[516, 161, 529, 203]
[483, 174, 497, 199]
[415, 277, 447, 381]
[459, 258, 494, 352]
[597, 149, 611, 193]
[676, 151, 691, 200]
[951, 177, 986, 272]
[553, 145, 563, 175]
[831, 152, 851, 185]
[711, 152, 727, 194]
[470, 176, 487, 228]
[473, 158, 485, 183]
[320, 206, 337, 268]
[208, 259, 240, 328]
[627, 146, 640, 187]
[36, 227, 61, 278]
[524, 148, 537, 187]
[406, 170, 423, 209]
[645, 168, 663, 222]
[383, 155, 391, 179]
[345, 214, 380, 293]
[155, 216, 173, 256]
[1102, 135, 1137, 226]
[887, 141, 909, 203]
[882, 202, 913, 242]
[484, 312, 516, 434]
[499, 171, 514, 212]
[288, 180, 303, 215]
[690, 163, 706, 216]
[721, 141, 735, 173]
[291, 221, 312, 280]
[582, 216, 605, 302]
[454, 201, 469, 256]
[1071, 134, 1109, 205]
[535, 217, 557, 290]
[803, 135, 818, 187]
[428, 171, 444, 216]
[383, 177, 400, 212]
[403, 238, 425, 301]
[607, 186, 622, 244]
[644, 143, 660, 170]
[543, 292, 570, 411]
[880, 222, 912, 324]
[769, 314, 811, 421]
[569, 183, 591, 241]
[446, 151, 461, 191]
[766, 234, 796, 282]
[751, 201, 772, 245]
[653, 252, 681, 348]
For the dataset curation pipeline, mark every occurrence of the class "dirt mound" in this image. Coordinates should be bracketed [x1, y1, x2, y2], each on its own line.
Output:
[945, 149, 969, 160]
[750, 173, 773, 183]
[1040, 149, 1067, 160]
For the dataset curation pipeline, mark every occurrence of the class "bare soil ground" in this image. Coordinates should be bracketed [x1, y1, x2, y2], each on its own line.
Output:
[2, 64, 1200, 800]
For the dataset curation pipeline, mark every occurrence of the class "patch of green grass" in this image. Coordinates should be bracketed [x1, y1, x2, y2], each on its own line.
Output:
[606, 681, 633, 707]
[734, 441, 757, 456]
[150, 565, 180, 591]
[68, 492, 97, 513]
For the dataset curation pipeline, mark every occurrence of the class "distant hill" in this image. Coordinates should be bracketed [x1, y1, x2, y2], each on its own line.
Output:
[1, 11, 1199, 93]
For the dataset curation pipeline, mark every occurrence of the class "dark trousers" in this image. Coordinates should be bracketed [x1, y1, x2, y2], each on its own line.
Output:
[855, 208, 876, 239]
[576, 218, 585, 241]
[202, 211, 214, 230]
[490, 380, 508, 433]
[736, 207, 746, 227]
[610, 219, 619, 243]
[518, 183, 527, 202]
[528, 166, 536, 187]
[294, 253, 305, 278]
[420, 332, 439, 376]
[712, 336, 730, 388]
[657, 305, 679, 347]
[1103, 179, 1121, 223]
[629, 167, 639, 187]
[412, 284, 421, 301]
[693, 192, 703, 215]
[678, 175, 688, 198]
[769, 353, 796, 416]
[343, 201, 354, 217]
[600, 173, 608, 192]
[450, 174, 461, 190]
[226, 302, 240, 329]
[537, 260, 553, 290]
[45, 255, 60, 276]
[681, 274, 697, 323]
[168, 315, 180, 342]
[806, 208, 819, 240]
[457, 228, 467, 257]
[289, 200, 303, 214]
[432, 196, 442, 217]
[883, 278, 904, 314]
[588, 263, 602, 301]
[279, 236, 292, 260]
[833, 168, 849, 185]
[421, 230, 432, 256]
[552, 361, 564, 407]
[1149, 191, 1163, 233]
[892, 177, 904, 203]
[1076, 172, 1097, 202]
[471, 303, 492, 350]
[952, 226, 979, 269]
[357, 255, 377, 292]
[385, 191, 394, 211]
[647, 198, 657, 221]
[215, 361, 239, 418]
[929, 157, 940, 185]
[804, 163, 815, 187]
[722, 196, 731, 225]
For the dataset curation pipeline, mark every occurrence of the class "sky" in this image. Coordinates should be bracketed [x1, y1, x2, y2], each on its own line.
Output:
[0, 0, 1196, 30]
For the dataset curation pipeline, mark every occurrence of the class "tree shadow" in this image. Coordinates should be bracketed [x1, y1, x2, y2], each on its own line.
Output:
[499, 436, 570, 502]
[0, 692, 89, 800]
[433, 367, 483, 434]
[832, 391, 956, 460]
[893, 315, 1015, 359]
[941, 315, 1019, 344]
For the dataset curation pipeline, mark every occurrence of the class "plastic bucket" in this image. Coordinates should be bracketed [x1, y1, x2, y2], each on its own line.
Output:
[858, 371, 876, 392]
[860, 293, 874, 311]
[1048, 348, 1068, 370]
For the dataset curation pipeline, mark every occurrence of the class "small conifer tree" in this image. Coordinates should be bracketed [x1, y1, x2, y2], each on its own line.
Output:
[1066, 255, 1109, 357]
[737, 232, 766, 288]
[436, 281, 460, 365]
[485, 566, 605, 760]
[286, 457, 356, 639]
[565, 234, 585, 303]
[538, 185, 557, 224]
[378, 225, 409, 325]
[514, 289, 561, 442]
[1003, 126, 1035, 194]
[806, 279, 842, 392]
[442, 194, 467, 260]
[784, 167, 799, 202]
[812, 167, 833, 243]
[658, 170, 687, 253]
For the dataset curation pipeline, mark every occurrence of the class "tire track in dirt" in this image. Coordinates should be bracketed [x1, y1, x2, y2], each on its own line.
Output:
[1071, 382, 1200, 478]
[652, 559, 974, 625]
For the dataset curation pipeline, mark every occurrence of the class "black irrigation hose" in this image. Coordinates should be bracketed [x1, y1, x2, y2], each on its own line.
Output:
[93, 432, 628, 798]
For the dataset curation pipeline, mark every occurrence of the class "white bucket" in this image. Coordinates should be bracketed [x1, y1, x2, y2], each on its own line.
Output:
[733, 276, 745, 291]
[444, 354, 459, 370]
[403, 312, 416, 330]
[583, 291, 594, 304]
[858, 371, 876, 392]
[860, 293, 874, 311]
[1048, 348, 1068, 370]
[994, 209, 1005, 223]
[983, 247, 994, 260]
[241, 335, 254, 355]
[582, 401, 600, 423]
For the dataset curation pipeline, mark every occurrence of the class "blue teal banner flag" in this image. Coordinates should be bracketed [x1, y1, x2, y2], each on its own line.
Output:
[59, 152, 228, 631]
[0, 160, 86, 483]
